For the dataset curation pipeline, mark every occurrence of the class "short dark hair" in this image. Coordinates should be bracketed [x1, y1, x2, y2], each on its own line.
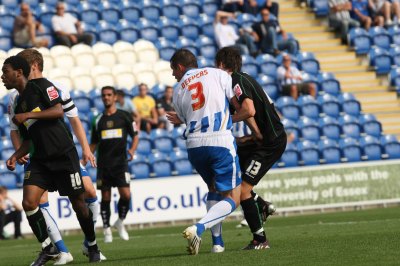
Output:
[17, 48, 44, 72]
[215, 47, 242, 72]
[3, 56, 31, 78]
[116, 89, 125, 96]
[101, 86, 116, 95]
[170, 49, 198, 69]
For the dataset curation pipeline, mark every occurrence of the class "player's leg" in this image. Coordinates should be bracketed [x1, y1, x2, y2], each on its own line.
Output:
[100, 188, 113, 243]
[206, 189, 225, 253]
[114, 186, 130, 241]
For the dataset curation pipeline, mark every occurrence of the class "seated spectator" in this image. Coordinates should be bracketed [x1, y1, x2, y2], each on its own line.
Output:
[329, 0, 360, 44]
[156, 86, 177, 131]
[251, 8, 298, 55]
[0, 186, 23, 240]
[351, 0, 383, 29]
[214, 11, 258, 56]
[12, 3, 49, 48]
[116, 89, 141, 129]
[51, 2, 93, 47]
[264, 0, 280, 18]
[368, 0, 400, 25]
[221, 0, 279, 17]
[132, 83, 159, 133]
[277, 54, 316, 100]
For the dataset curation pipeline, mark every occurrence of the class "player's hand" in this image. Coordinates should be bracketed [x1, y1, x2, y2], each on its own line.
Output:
[166, 111, 183, 125]
[6, 156, 17, 171]
[17, 154, 30, 165]
[127, 149, 135, 161]
[12, 113, 29, 125]
[82, 149, 97, 168]
[236, 136, 254, 146]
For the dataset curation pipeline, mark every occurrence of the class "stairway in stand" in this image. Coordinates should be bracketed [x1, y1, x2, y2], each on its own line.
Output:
[279, 0, 400, 138]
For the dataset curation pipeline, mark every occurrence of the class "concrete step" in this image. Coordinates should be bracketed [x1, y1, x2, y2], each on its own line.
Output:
[317, 53, 357, 62]
[304, 46, 349, 53]
[362, 103, 400, 113]
[320, 58, 362, 68]
[354, 92, 398, 102]
[300, 39, 343, 48]
[376, 113, 400, 123]
[336, 72, 377, 81]
[283, 25, 327, 33]
[322, 64, 369, 73]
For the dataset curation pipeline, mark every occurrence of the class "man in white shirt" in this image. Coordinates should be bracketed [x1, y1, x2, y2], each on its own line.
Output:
[51, 2, 92, 47]
[214, 10, 258, 56]
[277, 54, 316, 100]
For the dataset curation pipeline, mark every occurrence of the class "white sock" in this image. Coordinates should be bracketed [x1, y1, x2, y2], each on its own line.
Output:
[40, 203, 63, 244]
[206, 192, 222, 241]
[85, 198, 99, 225]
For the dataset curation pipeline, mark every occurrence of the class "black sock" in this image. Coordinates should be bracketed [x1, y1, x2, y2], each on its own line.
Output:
[241, 197, 266, 243]
[88, 243, 99, 252]
[251, 190, 267, 210]
[118, 198, 130, 220]
[100, 200, 111, 228]
[26, 209, 48, 243]
[77, 209, 96, 243]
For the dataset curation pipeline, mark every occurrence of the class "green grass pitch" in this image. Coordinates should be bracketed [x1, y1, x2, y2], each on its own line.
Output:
[0, 207, 399, 266]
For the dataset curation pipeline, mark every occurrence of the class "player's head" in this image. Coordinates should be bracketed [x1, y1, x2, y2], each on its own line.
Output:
[17, 48, 44, 76]
[215, 47, 242, 73]
[170, 49, 198, 82]
[101, 86, 117, 109]
[1, 56, 30, 91]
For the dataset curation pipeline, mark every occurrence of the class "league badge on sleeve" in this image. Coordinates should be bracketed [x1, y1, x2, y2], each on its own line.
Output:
[46, 86, 59, 101]
[234, 84, 242, 99]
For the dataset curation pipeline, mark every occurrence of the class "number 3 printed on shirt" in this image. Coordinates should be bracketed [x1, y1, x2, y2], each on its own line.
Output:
[188, 82, 205, 111]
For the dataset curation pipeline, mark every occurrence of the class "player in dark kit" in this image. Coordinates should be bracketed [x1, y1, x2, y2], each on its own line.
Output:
[215, 47, 287, 249]
[1, 56, 102, 264]
[90, 86, 138, 243]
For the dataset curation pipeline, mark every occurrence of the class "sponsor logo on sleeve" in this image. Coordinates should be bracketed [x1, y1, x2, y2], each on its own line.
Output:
[234, 84, 242, 99]
[47, 86, 59, 101]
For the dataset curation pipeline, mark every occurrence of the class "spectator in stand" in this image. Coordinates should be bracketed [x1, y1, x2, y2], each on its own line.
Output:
[351, 0, 384, 29]
[12, 3, 49, 48]
[221, 0, 279, 17]
[51, 2, 92, 47]
[277, 54, 316, 100]
[251, 8, 298, 55]
[329, 0, 360, 44]
[214, 10, 258, 56]
[368, 0, 400, 25]
[116, 89, 141, 129]
[0, 186, 23, 240]
[132, 83, 159, 133]
[156, 86, 177, 131]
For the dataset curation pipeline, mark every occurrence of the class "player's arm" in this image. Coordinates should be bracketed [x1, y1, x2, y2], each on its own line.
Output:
[12, 103, 63, 125]
[6, 140, 31, 171]
[128, 134, 139, 161]
[10, 130, 29, 165]
[69, 116, 96, 167]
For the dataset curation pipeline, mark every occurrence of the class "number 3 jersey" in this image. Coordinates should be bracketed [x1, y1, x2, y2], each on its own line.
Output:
[91, 110, 138, 168]
[173, 68, 235, 147]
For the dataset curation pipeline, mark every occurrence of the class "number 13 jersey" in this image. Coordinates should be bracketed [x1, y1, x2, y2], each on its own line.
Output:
[173, 68, 235, 141]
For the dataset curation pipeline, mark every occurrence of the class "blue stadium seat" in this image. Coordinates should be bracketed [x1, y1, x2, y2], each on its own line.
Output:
[155, 38, 176, 61]
[178, 16, 201, 41]
[297, 52, 320, 76]
[162, 2, 181, 20]
[152, 160, 173, 177]
[241, 55, 259, 77]
[180, 0, 201, 18]
[197, 56, 214, 68]
[153, 136, 174, 154]
[282, 118, 300, 141]
[300, 148, 320, 166]
[319, 116, 341, 140]
[175, 137, 186, 150]
[24, 0, 40, 9]
[0, 27, 12, 51]
[297, 95, 320, 120]
[317, 94, 341, 117]
[390, 46, 400, 67]
[97, 21, 119, 44]
[159, 18, 180, 42]
[342, 100, 361, 117]
[298, 117, 320, 142]
[120, 2, 141, 23]
[203, 0, 219, 16]
[280, 150, 300, 167]
[0, 172, 18, 189]
[319, 139, 341, 164]
[117, 20, 140, 43]
[276, 96, 300, 121]
[339, 114, 361, 139]
[388, 25, 400, 46]
[171, 126, 185, 139]
[138, 131, 151, 141]
[318, 72, 341, 95]
[130, 162, 151, 179]
[0, 138, 13, 150]
[383, 142, 400, 159]
[339, 137, 362, 162]
[138, 19, 160, 42]
[313, 0, 329, 16]
[369, 26, 391, 50]
[389, 67, 400, 89]
[199, 14, 214, 38]
[255, 54, 279, 79]
[148, 151, 169, 164]
[380, 134, 398, 145]
[1, 147, 15, 161]
[73, 96, 92, 114]
[169, 149, 188, 162]
[177, 37, 198, 56]
[2, 0, 19, 10]
[196, 36, 217, 60]
[86, 166, 97, 183]
[150, 129, 169, 140]
[258, 75, 280, 101]
[78, 3, 101, 26]
[359, 135, 382, 161]
[136, 139, 153, 156]
[347, 27, 371, 55]
[236, 13, 257, 29]
[151, 84, 166, 99]
[369, 47, 392, 75]
[142, 2, 161, 21]
[173, 159, 193, 175]
[101, 7, 121, 25]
